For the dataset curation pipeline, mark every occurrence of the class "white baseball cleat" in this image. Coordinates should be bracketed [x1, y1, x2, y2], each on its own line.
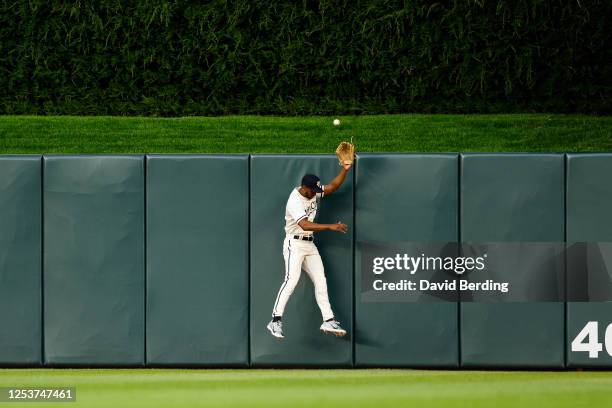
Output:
[267, 320, 284, 339]
[320, 320, 347, 337]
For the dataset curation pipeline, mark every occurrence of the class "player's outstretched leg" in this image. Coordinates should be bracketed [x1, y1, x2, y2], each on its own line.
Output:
[267, 239, 304, 339]
[302, 252, 347, 337]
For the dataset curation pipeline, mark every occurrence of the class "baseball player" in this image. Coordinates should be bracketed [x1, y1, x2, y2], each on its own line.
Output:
[267, 162, 352, 339]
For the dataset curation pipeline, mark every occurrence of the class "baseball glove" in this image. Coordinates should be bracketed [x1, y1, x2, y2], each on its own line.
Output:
[335, 141, 356, 166]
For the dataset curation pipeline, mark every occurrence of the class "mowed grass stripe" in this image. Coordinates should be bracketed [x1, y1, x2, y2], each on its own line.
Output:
[0, 114, 610, 153]
[0, 369, 611, 408]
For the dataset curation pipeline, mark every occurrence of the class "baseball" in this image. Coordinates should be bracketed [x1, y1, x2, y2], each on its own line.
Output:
[333, 118, 341, 126]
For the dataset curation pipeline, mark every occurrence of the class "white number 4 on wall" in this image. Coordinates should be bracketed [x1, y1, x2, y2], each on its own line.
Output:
[571, 321, 612, 358]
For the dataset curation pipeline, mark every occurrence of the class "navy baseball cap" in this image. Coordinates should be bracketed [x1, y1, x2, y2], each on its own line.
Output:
[301, 174, 324, 193]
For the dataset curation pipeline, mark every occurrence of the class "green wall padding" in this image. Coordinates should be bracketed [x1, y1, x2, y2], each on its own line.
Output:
[460, 154, 565, 368]
[250, 155, 353, 366]
[146, 155, 249, 366]
[354, 154, 459, 367]
[566, 154, 612, 367]
[0, 156, 42, 365]
[43, 155, 145, 366]
[1, 152, 609, 368]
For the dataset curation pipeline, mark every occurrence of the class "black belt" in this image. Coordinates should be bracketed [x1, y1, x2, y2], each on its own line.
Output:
[293, 235, 313, 241]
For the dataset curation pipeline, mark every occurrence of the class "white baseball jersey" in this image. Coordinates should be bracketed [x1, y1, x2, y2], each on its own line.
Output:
[284, 185, 325, 237]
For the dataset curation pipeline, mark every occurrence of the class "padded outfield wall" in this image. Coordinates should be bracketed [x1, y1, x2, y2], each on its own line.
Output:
[0, 153, 610, 368]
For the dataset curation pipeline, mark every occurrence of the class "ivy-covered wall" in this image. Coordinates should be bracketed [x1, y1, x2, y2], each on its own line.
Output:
[1, 0, 609, 115]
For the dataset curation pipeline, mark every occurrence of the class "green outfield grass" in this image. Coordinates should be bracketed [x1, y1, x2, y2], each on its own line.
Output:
[0, 114, 610, 153]
[0, 369, 611, 407]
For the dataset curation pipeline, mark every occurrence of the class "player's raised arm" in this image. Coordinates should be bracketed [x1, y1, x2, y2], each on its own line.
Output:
[322, 165, 351, 197]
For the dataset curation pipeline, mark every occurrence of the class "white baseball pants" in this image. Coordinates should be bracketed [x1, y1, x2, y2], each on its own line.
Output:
[272, 236, 335, 321]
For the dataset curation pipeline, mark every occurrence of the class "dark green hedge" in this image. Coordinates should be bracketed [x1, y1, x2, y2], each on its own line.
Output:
[1, 0, 610, 115]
